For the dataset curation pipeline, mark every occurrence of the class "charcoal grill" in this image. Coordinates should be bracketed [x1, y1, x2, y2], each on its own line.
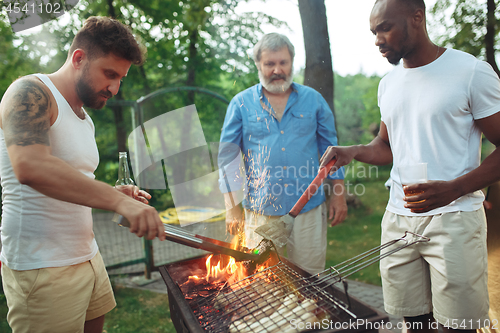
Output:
[160, 232, 429, 333]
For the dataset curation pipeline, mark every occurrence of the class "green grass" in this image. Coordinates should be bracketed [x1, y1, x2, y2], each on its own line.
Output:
[326, 176, 390, 286]
[103, 285, 175, 333]
[0, 288, 9, 333]
[0, 166, 391, 330]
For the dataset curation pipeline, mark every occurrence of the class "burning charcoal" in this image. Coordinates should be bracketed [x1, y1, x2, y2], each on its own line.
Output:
[179, 277, 224, 297]
[215, 286, 252, 309]
[198, 290, 210, 297]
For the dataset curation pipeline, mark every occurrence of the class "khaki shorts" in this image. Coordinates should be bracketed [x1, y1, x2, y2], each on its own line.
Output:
[1, 251, 116, 333]
[380, 208, 489, 328]
[244, 203, 327, 274]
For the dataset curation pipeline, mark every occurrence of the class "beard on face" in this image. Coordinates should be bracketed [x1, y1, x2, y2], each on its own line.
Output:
[386, 21, 410, 66]
[75, 64, 112, 109]
[387, 50, 404, 66]
[259, 66, 294, 94]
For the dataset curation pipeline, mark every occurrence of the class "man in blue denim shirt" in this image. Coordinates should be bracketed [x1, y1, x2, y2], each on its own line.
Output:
[218, 33, 347, 274]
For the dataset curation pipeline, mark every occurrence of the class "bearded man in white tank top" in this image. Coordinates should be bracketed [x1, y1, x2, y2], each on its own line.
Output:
[0, 17, 166, 333]
[320, 0, 500, 332]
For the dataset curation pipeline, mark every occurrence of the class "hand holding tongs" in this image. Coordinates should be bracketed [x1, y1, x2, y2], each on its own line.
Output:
[116, 216, 260, 261]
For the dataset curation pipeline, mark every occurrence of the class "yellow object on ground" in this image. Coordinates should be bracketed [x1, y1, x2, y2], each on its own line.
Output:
[158, 206, 226, 225]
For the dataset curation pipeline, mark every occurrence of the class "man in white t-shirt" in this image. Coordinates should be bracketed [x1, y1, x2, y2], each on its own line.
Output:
[320, 0, 500, 332]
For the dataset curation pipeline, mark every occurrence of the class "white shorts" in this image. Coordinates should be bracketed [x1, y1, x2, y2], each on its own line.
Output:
[380, 208, 489, 328]
[244, 203, 327, 274]
[1, 251, 116, 333]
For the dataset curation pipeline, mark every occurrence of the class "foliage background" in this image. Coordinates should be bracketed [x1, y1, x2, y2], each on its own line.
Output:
[0, 0, 498, 271]
[0, 0, 499, 331]
[0, 0, 388, 212]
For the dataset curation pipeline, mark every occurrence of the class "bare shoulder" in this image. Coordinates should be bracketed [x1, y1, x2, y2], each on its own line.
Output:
[0, 75, 55, 147]
[0, 76, 55, 119]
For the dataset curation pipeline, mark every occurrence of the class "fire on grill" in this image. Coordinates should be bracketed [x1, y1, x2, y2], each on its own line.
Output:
[160, 231, 429, 333]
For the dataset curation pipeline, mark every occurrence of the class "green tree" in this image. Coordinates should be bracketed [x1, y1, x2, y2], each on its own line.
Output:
[334, 73, 381, 146]
[430, 0, 500, 76]
[0, 12, 42, 97]
[0, 1, 288, 209]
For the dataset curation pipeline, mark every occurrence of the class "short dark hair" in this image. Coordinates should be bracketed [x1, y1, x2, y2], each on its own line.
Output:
[399, 0, 425, 11]
[375, 0, 426, 14]
[69, 16, 146, 65]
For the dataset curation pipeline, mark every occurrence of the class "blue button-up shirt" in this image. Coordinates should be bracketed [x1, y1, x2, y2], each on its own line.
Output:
[218, 82, 344, 216]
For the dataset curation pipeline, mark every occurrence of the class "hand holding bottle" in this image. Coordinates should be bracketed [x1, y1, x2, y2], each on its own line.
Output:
[115, 185, 151, 204]
[114, 152, 151, 203]
[111, 152, 165, 240]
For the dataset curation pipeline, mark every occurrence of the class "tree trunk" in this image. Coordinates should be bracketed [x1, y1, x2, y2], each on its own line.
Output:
[298, 0, 335, 120]
[111, 90, 127, 153]
[139, 65, 151, 94]
[186, 29, 198, 104]
[485, 0, 500, 77]
[176, 28, 199, 184]
[106, 0, 116, 18]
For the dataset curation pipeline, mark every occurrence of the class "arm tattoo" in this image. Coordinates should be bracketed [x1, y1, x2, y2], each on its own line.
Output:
[4, 80, 51, 147]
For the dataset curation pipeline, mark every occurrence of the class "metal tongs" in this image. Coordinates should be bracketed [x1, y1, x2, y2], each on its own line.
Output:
[117, 216, 260, 261]
[322, 231, 430, 281]
[284, 231, 430, 298]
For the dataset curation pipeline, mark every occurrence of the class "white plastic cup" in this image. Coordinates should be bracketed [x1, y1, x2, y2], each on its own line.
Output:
[397, 163, 427, 200]
[398, 163, 428, 186]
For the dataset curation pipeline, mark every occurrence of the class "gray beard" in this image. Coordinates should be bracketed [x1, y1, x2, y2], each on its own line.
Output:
[259, 68, 294, 94]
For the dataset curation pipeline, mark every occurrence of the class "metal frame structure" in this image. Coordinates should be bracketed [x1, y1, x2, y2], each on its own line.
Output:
[104, 86, 229, 278]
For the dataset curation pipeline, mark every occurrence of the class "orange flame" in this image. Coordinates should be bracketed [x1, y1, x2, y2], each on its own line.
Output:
[205, 255, 239, 282]
[189, 215, 274, 287]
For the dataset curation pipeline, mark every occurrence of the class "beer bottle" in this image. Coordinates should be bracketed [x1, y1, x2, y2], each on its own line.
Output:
[116, 152, 135, 186]
[113, 152, 134, 223]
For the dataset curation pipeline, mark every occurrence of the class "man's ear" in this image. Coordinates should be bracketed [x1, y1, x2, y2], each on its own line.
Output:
[71, 49, 86, 70]
[411, 8, 425, 28]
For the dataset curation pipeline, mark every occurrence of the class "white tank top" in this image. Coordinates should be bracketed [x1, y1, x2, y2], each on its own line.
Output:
[0, 74, 100, 270]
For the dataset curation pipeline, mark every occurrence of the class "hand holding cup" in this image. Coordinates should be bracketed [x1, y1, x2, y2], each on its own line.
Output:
[398, 163, 427, 204]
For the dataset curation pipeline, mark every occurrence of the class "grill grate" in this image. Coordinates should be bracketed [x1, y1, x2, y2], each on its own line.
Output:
[189, 261, 356, 333]
[162, 232, 429, 333]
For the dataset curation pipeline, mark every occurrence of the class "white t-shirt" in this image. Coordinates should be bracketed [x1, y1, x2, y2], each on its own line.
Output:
[379, 49, 500, 216]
